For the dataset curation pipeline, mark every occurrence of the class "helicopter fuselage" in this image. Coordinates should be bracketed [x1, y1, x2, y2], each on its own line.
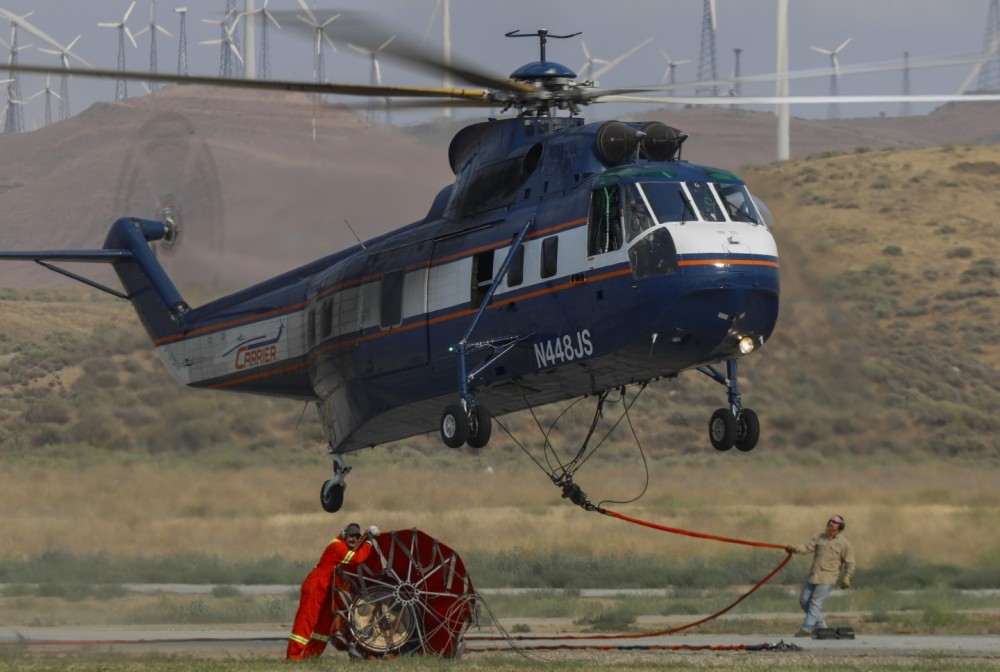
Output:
[140, 116, 779, 454]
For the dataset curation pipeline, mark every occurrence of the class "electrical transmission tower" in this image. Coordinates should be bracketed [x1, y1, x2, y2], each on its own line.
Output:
[175, 7, 188, 75]
[980, 0, 1000, 90]
[225, 0, 243, 77]
[28, 76, 61, 127]
[695, 0, 718, 95]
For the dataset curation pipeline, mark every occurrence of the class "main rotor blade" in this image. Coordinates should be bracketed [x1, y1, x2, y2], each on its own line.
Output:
[2, 61, 490, 101]
[601, 92, 1000, 106]
[270, 8, 531, 95]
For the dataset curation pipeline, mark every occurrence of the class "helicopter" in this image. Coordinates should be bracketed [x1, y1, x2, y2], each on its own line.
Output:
[0, 23, 783, 514]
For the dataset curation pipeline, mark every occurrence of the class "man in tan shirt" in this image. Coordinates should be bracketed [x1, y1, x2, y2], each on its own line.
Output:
[785, 514, 856, 637]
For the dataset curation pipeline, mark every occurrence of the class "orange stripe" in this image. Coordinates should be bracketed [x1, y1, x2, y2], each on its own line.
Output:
[678, 258, 779, 268]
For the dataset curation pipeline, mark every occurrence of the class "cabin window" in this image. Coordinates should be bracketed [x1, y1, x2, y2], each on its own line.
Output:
[587, 186, 623, 255]
[380, 270, 404, 329]
[471, 250, 495, 306]
[320, 300, 333, 339]
[541, 237, 559, 279]
[687, 181, 725, 222]
[507, 245, 524, 287]
[629, 228, 678, 279]
[623, 183, 655, 242]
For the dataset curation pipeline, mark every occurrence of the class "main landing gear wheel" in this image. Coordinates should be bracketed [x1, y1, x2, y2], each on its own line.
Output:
[440, 405, 469, 448]
[465, 404, 492, 449]
[735, 408, 760, 452]
[709, 408, 737, 451]
[338, 529, 479, 659]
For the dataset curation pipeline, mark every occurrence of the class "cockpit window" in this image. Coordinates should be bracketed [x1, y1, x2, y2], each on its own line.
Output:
[623, 183, 655, 242]
[686, 182, 725, 221]
[717, 183, 761, 224]
[640, 182, 695, 224]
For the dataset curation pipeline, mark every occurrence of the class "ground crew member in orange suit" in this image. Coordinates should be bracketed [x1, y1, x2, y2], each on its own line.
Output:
[286, 522, 380, 659]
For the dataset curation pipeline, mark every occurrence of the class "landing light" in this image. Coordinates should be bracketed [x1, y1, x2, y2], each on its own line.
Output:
[739, 336, 755, 355]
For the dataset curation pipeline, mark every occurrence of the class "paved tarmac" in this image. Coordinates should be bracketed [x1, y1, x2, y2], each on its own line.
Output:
[2, 624, 998, 659]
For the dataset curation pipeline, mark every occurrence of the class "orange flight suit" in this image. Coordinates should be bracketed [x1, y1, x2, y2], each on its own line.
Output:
[286, 534, 373, 659]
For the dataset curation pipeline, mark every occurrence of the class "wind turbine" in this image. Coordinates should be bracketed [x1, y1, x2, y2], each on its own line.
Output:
[134, 1, 172, 92]
[1, 16, 33, 134]
[27, 76, 61, 127]
[296, 0, 338, 86]
[98, 1, 138, 101]
[241, 0, 280, 80]
[201, 14, 244, 79]
[776, 0, 789, 161]
[730, 47, 743, 110]
[577, 41, 609, 82]
[660, 49, 690, 85]
[348, 35, 395, 125]
[587, 37, 653, 85]
[423, 0, 452, 118]
[811, 37, 852, 119]
[38, 34, 81, 121]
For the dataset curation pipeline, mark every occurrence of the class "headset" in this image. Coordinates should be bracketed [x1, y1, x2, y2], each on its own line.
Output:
[340, 522, 361, 538]
[829, 515, 845, 532]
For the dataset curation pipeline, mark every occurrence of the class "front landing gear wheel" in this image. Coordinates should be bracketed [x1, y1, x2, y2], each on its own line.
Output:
[440, 405, 469, 448]
[709, 408, 737, 451]
[465, 405, 492, 449]
[735, 408, 760, 452]
[321, 480, 345, 513]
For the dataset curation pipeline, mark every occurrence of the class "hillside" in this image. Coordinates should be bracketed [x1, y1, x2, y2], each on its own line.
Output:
[0, 91, 998, 462]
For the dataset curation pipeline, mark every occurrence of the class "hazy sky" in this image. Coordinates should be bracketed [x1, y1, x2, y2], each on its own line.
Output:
[1, 0, 997, 128]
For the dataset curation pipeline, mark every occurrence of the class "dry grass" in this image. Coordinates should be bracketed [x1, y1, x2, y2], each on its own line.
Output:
[1, 460, 997, 566]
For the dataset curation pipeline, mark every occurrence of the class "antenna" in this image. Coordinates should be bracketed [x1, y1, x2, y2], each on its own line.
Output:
[348, 35, 395, 125]
[695, 0, 718, 95]
[37, 34, 81, 121]
[811, 37, 852, 119]
[98, 0, 138, 101]
[505, 29, 581, 63]
[134, 1, 173, 92]
[175, 6, 188, 75]
[242, 0, 280, 80]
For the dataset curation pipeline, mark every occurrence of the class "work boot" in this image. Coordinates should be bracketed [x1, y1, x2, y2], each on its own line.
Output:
[795, 628, 812, 638]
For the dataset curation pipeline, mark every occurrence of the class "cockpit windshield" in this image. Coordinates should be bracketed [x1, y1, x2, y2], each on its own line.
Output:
[716, 183, 761, 224]
[634, 181, 764, 225]
[686, 181, 725, 221]
[640, 182, 696, 225]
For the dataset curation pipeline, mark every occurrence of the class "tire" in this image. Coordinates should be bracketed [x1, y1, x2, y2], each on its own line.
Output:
[440, 404, 469, 448]
[709, 408, 737, 451]
[465, 405, 492, 449]
[735, 408, 760, 452]
[320, 480, 345, 513]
